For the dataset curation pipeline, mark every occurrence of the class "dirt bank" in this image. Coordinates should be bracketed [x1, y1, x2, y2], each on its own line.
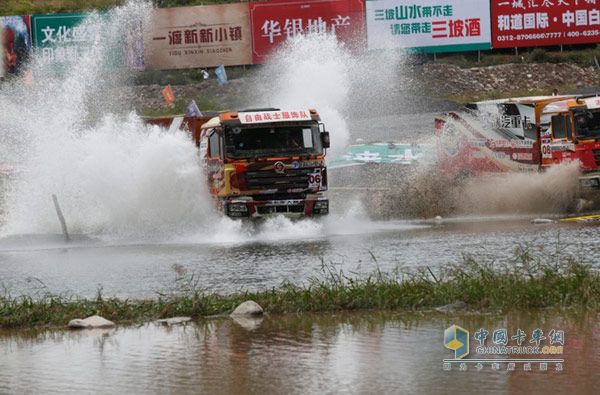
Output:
[417, 62, 598, 99]
[122, 62, 599, 115]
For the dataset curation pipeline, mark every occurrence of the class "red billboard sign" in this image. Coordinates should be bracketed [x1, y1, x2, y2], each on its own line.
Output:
[492, 0, 600, 48]
[249, 0, 365, 64]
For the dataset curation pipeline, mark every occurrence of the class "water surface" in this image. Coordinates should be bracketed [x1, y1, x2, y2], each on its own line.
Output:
[0, 310, 597, 394]
[0, 218, 598, 298]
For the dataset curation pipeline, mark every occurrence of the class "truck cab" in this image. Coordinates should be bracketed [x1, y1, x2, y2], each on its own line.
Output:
[434, 96, 572, 179]
[434, 94, 600, 190]
[197, 108, 330, 218]
[543, 96, 600, 187]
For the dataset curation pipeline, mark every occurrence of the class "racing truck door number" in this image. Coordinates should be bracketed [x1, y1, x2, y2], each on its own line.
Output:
[308, 170, 322, 189]
[541, 141, 552, 159]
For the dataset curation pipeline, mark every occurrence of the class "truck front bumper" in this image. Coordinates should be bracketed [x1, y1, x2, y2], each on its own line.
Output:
[579, 173, 600, 189]
[225, 197, 329, 218]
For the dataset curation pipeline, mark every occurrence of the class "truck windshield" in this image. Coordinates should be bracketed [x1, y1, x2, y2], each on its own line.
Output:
[224, 125, 323, 158]
[574, 110, 600, 139]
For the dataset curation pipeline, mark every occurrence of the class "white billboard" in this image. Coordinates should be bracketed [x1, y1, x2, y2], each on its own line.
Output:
[366, 0, 491, 52]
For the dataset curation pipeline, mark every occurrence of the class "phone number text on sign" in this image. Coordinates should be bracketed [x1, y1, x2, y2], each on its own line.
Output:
[492, 0, 600, 48]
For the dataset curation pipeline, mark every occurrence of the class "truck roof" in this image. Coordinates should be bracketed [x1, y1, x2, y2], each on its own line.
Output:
[473, 95, 574, 106]
[202, 116, 222, 129]
[201, 109, 320, 129]
[541, 95, 600, 114]
[541, 99, 572, 114]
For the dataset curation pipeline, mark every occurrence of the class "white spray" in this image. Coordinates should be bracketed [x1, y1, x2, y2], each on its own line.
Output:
[248, 34, 357, 158]
[0, 5, 418, 242]
[0, 1, 215, 239]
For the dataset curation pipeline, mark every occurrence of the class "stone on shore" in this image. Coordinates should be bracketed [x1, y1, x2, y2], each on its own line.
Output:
[230, 301, 264, 317]
[68, 315, 115, 329]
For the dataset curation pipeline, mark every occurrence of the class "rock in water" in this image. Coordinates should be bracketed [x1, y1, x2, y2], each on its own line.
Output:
[231, 316, 264, 331]
[531, 218, 554, 224]
[230, 301, 264, 317]
[435, 301, 467, 313]
[156, 316, 192, 325]
[68, 315, 115, 329]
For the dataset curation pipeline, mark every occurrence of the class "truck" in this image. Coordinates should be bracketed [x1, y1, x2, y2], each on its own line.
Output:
[146, 108, 330, 219]
[434, 94, 600, 189]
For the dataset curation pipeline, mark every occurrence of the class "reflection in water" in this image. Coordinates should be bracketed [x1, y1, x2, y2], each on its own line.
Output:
[1, 310, 598, 394]
[0, 220, 599, 298]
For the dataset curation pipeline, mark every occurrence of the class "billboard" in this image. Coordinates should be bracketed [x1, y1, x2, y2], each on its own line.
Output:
[31, 13, 98, 64]
[143, 3, 252, 70]
[366, 0, 491, 52]
[1, 16, 31, 77]
[31, 13, 145, 70]
[492, 0, 600, 48]
[249, 0, 365, 64]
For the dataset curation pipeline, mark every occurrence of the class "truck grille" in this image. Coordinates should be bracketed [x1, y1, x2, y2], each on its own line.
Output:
[594, 149, 600, 166]
[257, 204, 304, 215]
[244, 168, 313, 191]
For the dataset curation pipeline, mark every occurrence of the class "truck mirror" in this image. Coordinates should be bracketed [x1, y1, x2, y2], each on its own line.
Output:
[321, 132, 330, 149]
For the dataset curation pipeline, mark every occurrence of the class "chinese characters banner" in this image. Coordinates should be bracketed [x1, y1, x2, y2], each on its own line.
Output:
[144, 3, 252, 70]
[31, 13, 98, 65]
[366, 0, 492, 52]
[492, 0, 600, 48]
[249, 0, 365, 64]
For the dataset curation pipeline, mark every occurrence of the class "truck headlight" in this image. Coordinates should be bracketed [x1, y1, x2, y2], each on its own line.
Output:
[580, 177, 600, 188]
[228, 203, 248, 212]
[314, 201, 328, 210]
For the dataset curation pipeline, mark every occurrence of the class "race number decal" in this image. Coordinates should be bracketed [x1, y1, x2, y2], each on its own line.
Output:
[308, 170, 322, 190]
[541, 141, 552, 159]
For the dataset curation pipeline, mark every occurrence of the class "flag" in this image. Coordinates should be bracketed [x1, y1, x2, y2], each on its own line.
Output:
[215, 65, 228, 86]
[185, 100, 203, 117]
[162, 85, 175, 105]
[21, 68, 33, 86]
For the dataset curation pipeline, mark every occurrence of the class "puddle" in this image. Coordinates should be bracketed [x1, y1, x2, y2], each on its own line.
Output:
[1, 310, 597, 394]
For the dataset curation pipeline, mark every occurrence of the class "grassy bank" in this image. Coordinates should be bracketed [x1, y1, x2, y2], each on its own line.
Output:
[1, 1, 234, 15]
[434, 45, 600, 69]
[3, 0, 122, 15]
[1, 249, 599, 329]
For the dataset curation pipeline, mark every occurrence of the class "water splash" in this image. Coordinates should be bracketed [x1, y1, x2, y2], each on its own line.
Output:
[457, 162, 580, 214]
[0, 5, 419, 243]
[0, 1, 216, 239]
[246, 34, 352, 157]
[246, 34, 409, 158]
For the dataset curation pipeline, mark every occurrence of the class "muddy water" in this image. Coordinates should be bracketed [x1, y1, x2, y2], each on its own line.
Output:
[0, 310, 597, 394]
[0, 218, 599, 298]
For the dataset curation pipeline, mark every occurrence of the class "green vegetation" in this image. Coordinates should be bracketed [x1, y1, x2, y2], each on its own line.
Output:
[3, 0, 122, 15]
[2, 247, 599, 329]
[434, 45, 600, 69]
[1, 1, 235, 15]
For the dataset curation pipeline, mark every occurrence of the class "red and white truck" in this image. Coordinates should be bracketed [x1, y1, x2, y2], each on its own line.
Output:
[435, 95, 600, 188]
[146, 108, 331, 218]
